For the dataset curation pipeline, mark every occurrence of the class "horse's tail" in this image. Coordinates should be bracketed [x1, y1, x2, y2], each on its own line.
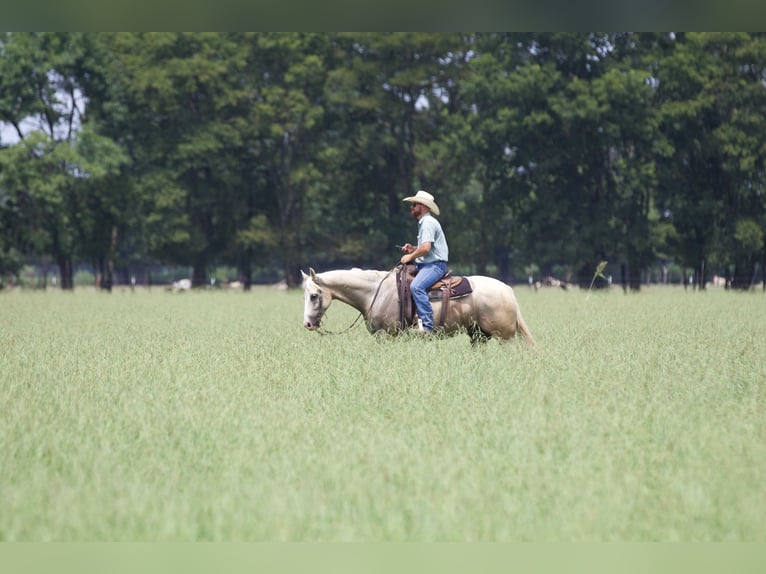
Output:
[516, 309, 537, 348]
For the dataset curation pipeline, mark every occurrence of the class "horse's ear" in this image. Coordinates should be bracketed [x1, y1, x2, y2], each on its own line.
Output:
[301, 270, 309, 282]
[309, 268, 317, 281]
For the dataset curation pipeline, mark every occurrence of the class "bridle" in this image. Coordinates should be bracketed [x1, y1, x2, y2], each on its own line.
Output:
[314, 266, 399, 336]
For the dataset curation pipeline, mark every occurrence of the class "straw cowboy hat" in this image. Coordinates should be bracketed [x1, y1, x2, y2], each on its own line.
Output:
[402, 190, 440, 215]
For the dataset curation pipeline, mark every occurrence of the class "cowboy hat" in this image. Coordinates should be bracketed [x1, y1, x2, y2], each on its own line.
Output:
[402, 190, 440, 215]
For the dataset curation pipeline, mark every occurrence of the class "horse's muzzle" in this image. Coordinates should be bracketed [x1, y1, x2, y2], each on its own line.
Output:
[304, 321, 317, 331]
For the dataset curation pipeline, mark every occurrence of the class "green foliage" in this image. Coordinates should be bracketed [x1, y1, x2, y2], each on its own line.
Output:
[734, 219, 764, 256]
[236, 215, 277, 252]
[653, 33, 766, 287]
[2, 33, 766, 288]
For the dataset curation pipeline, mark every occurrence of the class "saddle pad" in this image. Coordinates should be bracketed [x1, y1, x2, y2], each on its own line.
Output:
[427, 277, 473, 300]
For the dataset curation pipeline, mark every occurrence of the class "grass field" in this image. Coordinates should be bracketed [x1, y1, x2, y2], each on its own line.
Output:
[1, 284, 765, 541]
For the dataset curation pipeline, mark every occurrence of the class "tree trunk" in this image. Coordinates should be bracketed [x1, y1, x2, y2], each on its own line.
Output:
[241, 248, 252, 291]
[102, 225, 117, 292]
[731, 262, 746, 290]
[762, 245, 766, 292]
[697, 257, 706, 290]
[192, 258, 208, 288]
[284, 262, 303, 289]
[621, 263, 627, 294]
[494, 245, 510, 283]
[39, 258, 48, 289]
[58, 255, 74, 290]
[628, 261, 641, 292]
[750, 260, 758, 291]
[51, 230, 74, 290]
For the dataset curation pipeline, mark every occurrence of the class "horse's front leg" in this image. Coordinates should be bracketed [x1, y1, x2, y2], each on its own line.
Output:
[366, 307, 403, 334]
[365, 316, 399, 335]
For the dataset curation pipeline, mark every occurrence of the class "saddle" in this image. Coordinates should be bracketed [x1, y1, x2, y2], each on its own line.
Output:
[396, 264, 473, 329]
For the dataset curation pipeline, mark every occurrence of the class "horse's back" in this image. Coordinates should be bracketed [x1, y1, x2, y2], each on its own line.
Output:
[466, 274, 517, 296]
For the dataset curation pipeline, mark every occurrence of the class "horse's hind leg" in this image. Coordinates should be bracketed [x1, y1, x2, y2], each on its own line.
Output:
[467, 323, 491, 347]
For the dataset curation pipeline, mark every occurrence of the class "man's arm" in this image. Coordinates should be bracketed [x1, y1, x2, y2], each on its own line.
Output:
[400, 242, 431, 264]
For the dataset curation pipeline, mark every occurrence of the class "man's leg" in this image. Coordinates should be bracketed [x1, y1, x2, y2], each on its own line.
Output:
[411, 262, 446, 332]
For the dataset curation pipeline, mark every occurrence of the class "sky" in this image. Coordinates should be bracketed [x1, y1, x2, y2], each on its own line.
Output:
[1, 83, 86, 146]
[1, 122, 20, 145]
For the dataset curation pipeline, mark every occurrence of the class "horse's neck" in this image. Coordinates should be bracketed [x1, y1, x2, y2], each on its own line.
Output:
[320, 270, 387, 314]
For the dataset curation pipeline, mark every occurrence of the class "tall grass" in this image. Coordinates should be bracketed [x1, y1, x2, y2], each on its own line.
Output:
[1, 286, 765, 540]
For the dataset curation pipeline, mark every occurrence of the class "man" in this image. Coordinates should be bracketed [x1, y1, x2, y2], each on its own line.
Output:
[400, 190, 449, 333]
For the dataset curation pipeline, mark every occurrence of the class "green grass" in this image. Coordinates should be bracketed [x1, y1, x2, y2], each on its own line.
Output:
[1, 285, 765, 541]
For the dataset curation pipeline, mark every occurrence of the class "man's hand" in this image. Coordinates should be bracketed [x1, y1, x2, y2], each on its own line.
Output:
[400, 243, 415, 265]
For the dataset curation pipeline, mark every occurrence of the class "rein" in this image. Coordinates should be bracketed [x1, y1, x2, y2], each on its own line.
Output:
[316, 312, 365, 336]
[316, 265, 399, 336]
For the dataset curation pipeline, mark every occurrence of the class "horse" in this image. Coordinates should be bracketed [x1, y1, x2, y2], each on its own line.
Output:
[301, 267, 536, 347]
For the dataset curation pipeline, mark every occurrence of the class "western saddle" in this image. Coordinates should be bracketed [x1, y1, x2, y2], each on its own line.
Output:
[395, 264, 473, 329]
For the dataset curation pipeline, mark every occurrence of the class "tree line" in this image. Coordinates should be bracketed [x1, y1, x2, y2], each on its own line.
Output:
[1, 32, 765, 291]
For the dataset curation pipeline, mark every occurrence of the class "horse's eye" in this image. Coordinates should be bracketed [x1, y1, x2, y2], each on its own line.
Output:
[310, 293, 319, 301]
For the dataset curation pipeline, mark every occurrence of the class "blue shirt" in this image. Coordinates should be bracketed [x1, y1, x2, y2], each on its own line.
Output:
[416, 213, 449, 264]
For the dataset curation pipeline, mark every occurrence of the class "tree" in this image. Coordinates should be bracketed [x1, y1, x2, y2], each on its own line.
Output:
[457, 33, 660, 288]
[239, 33, 335, 286]
[319, 33, 471, 270]
[0, 33, 127, 289]
[655, 33, 766, 289]
[105, 33, 252, 287]
[2, 33, 765, 292]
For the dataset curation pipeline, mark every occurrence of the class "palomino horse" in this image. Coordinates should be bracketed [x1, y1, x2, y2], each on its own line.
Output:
[301, 267, 536, 346]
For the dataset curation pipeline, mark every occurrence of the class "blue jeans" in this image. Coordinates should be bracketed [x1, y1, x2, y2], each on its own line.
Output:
[411, 261, 447, 331]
